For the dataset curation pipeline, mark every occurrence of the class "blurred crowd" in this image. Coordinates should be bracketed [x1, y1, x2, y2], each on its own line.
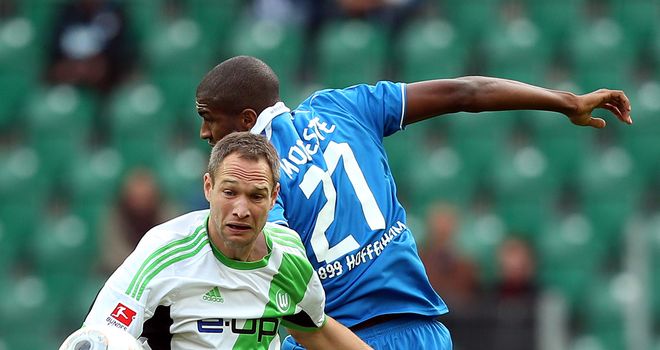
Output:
[0, 0, 659, 349]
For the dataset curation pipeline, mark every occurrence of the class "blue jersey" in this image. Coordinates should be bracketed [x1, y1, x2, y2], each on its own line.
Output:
[251, 81, 448, 327]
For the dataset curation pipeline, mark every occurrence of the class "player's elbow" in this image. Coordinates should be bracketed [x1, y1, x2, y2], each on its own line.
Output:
[452, 76, 497, 112]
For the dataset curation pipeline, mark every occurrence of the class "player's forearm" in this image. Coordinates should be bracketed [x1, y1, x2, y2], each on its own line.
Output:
[404, 76, 579, 124]
[457, 76, 579, 113]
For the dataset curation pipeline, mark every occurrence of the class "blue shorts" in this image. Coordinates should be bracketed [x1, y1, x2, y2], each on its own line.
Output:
[282, 315, 452, 350]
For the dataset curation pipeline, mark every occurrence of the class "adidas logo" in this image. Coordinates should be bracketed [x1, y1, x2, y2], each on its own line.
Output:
[203, 287, 224, 303]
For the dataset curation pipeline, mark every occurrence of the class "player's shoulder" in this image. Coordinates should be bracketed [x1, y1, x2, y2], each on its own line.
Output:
[298, 81, 403, 109]
[264, 222, 301, 242]
[134, 209, 210, 255]
[263, 222, 307, 258]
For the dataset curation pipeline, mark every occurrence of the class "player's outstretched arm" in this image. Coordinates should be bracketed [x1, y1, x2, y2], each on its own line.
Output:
[288, 316, 372, 350]
[404, 77, 632, 128]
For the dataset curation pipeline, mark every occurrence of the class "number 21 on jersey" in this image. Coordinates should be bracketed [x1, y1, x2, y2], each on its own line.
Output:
[299, 141, 385, 264]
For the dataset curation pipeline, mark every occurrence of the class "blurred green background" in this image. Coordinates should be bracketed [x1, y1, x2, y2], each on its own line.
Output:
[0, 0, 658, 349]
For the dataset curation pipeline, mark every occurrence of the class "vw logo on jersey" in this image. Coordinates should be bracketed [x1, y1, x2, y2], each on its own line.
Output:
[275, 290, 290, 313]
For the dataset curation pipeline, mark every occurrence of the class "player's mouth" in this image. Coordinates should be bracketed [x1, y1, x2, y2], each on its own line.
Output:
[226, 223, 251, 233]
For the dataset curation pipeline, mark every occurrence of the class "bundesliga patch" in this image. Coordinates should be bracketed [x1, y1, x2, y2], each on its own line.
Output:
[110, 303, 136, 327]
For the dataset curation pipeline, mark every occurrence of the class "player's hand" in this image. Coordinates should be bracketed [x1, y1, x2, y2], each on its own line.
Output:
[567, 89, 632, 128]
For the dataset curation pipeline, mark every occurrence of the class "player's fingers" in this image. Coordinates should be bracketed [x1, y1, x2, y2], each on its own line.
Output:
[603, 103, 625, 121]
[609, 90, 633, 124]
[588, 117, 606, 129]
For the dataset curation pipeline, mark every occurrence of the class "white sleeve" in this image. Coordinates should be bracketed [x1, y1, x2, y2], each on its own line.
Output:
[297, 271, 327, 329]
[83, 280, 147, 337]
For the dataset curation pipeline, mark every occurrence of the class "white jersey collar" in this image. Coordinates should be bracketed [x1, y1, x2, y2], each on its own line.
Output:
[250, 101, 290, 140]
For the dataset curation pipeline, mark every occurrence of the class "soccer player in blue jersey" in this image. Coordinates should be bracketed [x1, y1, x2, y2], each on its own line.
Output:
[195, 56, 632, 349]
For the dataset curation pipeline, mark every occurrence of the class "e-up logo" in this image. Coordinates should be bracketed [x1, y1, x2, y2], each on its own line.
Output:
[275, 290, 290, 312]
[198, 318, 279, 342]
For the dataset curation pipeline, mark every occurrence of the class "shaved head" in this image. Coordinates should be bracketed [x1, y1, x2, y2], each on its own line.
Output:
[196, 56, 280, 115]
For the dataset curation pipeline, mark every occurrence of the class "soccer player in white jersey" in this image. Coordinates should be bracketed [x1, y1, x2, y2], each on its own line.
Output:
[67, 132, 371, 349]
[194, 56, 632, 349]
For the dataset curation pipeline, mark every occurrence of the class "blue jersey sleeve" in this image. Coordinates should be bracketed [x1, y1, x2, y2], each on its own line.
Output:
[347, 81, 405, 137]
[267, 194, 288, 226]
[305, 81, 405, 140]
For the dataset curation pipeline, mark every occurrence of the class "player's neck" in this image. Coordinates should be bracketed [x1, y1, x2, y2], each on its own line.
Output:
[219, 233, 266, 262]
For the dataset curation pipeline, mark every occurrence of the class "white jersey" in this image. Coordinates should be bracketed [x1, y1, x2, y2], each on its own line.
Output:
[84, 210, 326, 350]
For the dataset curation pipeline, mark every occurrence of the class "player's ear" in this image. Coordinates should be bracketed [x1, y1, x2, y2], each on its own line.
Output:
[203, 173, 213, 202]
[240, 109, 258, 130]
[270, 183, 280, 209]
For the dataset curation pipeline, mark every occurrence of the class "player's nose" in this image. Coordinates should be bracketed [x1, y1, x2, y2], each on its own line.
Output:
[200, 125, 212, 143]
[232, 196, 250, 218]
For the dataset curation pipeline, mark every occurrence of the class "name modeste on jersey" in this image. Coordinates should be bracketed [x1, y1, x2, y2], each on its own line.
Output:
[279, 116, 336, 179]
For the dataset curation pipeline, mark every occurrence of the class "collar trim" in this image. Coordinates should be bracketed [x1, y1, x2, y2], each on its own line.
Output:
[250, 101, 290, 139]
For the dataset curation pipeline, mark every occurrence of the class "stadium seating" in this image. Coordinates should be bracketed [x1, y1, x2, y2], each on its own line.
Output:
[646, 215, 660, 319]
[397, 18, 468, 81]
[406, 140, 478, 211]
[316, 19, 387, 88]
[481, 3, 552, 85]
[526, 0, 584, 49]
[524, 109, 594, 185]
[0, 1, 657, 348]
[139, 4, 214, 117]
[15, 0, 59, 48]
[455, 209, 507, 285]
[228, 17, 304, 103]
[447, 111, 516, 179]
[24, 84, 98, 187]
[490, 140, 559, 237]
[609, 0, 659, 56]
[65, 147, 124, 232]
[619, 82, 660, 177]
[0, 147, 49, 260]
[0, 15, 39, 128]
[567, 14, 634, 91]
[106, 80, 176, 169]
[0, 274, 61, 350]
[578, 145, 643, 250]
[578, 274, 629, 350]
[155, 144, 207, 210]
[536, 213, 605, 308]
[437, 0, 501, 43]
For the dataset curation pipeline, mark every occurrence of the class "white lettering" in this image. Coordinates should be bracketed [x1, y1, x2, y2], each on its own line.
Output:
[381, 233, 391, 247]
[390, 221, 406, 235]
[302, 126, 318, 142]
[365, 244, 374, 260]
[305, 139, 320, 156]
[373, 241, 383, 256]
[310, 117, 336, 135]
[296, 139, 315, 160]
[280, 159, 299, 178]
[280, 118, 337, 180]
[346, 254, 356, 270]
[288, 144, 308, 165]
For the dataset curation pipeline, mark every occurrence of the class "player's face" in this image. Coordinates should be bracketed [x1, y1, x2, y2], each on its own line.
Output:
[204, 153, 279, 255]
[195, 100, 248, 146]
